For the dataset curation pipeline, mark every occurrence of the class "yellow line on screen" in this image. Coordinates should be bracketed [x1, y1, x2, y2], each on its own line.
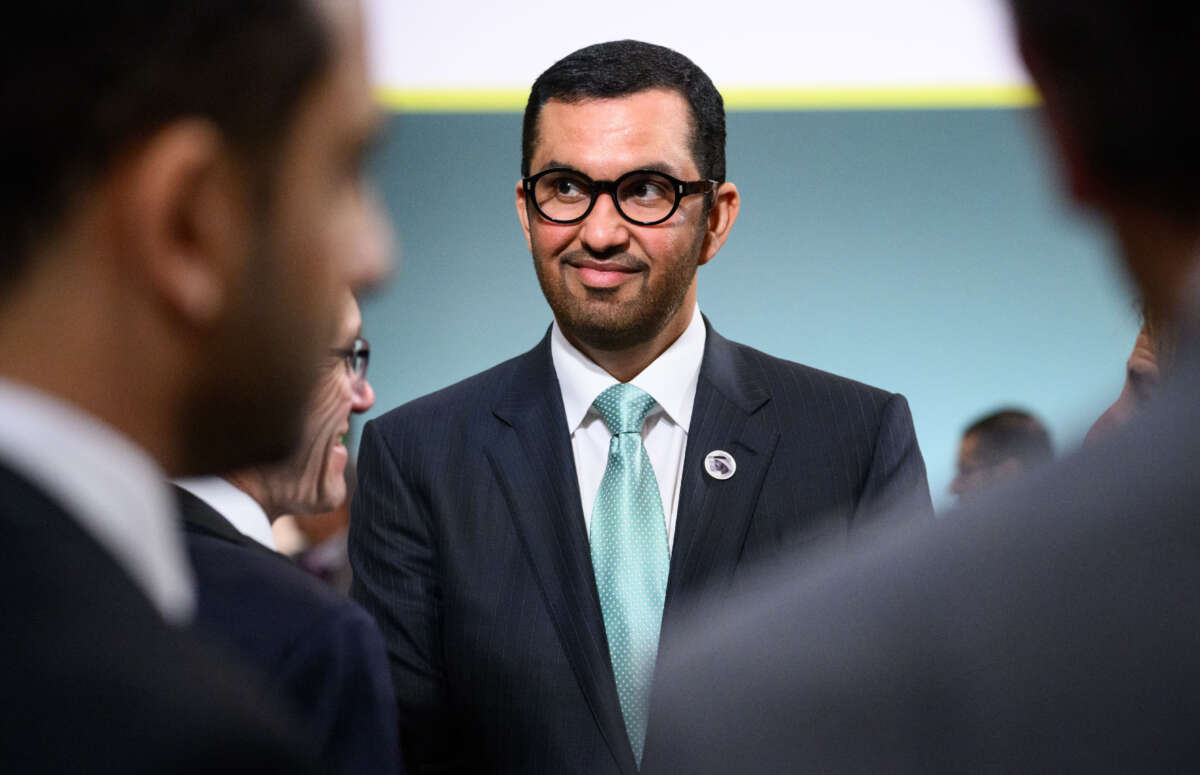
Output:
[374, 84, 1039, 113]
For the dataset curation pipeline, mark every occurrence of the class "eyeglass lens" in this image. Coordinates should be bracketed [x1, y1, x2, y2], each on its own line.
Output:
[533, 170, 678, 223]
[350, 338, 369, 380]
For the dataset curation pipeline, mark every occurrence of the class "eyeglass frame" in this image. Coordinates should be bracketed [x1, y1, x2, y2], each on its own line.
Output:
[522, 167, 719, 227]
[329, 336, 370, 383]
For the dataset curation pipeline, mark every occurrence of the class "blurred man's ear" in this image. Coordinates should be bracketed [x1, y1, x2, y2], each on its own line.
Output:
[1018, 32, 1102, 208]
[112, 119, 252, 327]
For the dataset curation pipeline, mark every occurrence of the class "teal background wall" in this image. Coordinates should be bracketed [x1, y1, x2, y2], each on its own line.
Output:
[360, 108, 1138, 510]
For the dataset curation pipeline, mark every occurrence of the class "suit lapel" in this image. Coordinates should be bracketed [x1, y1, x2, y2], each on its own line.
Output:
[485, 332, 639, 775]
[667, 322, 780, 610]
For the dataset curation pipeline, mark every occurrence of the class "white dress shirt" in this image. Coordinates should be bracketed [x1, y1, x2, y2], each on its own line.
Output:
[551, 304, 706, 554]
[0, 378, 194, 623]
[174, 475, 277, 551]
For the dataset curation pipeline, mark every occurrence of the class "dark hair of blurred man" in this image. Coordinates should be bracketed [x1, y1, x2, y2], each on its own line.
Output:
[0, 1, 388, 771]
[352, 39, 932, 775]
[950, 408, 1053, 499]
[646, 5, 1200, 773]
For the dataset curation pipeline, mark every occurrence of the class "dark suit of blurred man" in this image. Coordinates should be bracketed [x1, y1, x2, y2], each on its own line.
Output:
[350, 39, 933, 775]
[647, 4, 1200, 772]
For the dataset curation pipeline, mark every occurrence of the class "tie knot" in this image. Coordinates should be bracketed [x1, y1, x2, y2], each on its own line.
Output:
[593, 383, 657, 436]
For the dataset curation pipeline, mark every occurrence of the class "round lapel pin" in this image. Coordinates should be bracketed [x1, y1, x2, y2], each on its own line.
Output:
[704, 449, 736, 480]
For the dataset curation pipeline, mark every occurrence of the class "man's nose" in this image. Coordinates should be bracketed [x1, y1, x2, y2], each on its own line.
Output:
[579, 192, 632, 254]
[351, 377, 375, 414]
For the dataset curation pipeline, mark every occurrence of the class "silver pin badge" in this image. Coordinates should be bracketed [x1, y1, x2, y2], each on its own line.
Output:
[704, 449, 736, 480]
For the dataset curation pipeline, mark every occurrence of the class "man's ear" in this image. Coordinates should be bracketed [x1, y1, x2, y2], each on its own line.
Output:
[112, 119, 251, 327]
[515, 179, 533, 252]
[698, 181, 740, 267]
[1019, 33, 1101, 207]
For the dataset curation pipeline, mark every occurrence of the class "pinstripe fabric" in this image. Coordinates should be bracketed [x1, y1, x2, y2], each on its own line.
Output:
[349, 318, 933, 774]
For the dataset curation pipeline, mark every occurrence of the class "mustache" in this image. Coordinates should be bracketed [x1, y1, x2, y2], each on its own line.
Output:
[560, 250, 648, 272]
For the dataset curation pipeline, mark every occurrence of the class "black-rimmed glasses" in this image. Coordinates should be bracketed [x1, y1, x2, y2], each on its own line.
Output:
[330, 337, 370, 382]
[522, 168, 718, 226]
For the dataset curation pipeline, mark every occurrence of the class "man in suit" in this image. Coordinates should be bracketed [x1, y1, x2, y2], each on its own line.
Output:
[350, 39, 932, 774]
[646, 3, 1200, 772]
[0, 0, 388, 770]
[176, 290, 400, 774]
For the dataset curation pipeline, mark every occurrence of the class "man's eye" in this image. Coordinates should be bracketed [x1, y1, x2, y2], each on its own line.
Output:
[553, 179, 586, 197]
[624, 177, 670, 201]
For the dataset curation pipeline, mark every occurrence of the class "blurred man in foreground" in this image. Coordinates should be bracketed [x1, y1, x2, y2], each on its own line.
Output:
[175, 291, 399, 774]
[0, 0, 388, 770]
[647, 3, 1200, 771]
[949, 408, 1053, 500]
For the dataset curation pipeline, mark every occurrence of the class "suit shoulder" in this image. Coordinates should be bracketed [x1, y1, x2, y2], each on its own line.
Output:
[725, 338, 898, 407]
[0, 480, 312, 770]
[186, 532, 368, 642]
[369, 345, 535, 432]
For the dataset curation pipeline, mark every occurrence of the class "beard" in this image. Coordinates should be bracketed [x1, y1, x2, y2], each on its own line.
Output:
[174, 218, 333, 477]
[533, 226, 705, 353]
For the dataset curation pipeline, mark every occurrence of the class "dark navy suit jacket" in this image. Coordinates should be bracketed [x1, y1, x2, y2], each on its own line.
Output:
[178, 487, 402, 775]
[350, 320, 933, 774]
[0, 465, 313, 773]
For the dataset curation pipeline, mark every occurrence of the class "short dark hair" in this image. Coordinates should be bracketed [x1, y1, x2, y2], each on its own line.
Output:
[964, 408, 1054, 468]
[0, 1, 331, 296]
[1008, 2, 1200, 222]
[521, 40, 726, 183]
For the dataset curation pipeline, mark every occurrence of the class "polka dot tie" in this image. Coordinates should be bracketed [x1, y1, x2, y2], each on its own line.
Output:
[589, 382, 670, 765]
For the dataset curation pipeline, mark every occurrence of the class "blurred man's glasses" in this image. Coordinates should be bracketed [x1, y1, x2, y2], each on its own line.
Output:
[330, 337, 369, 383]
[522, 167, 718, 226]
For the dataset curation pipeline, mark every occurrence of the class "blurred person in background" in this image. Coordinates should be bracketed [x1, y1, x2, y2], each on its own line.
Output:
[175, 290, 398, 774]
[1085, 303, 1176, 443]
[0, 0, 388, 770]
[647, 2, 1200, 772]
[949, 408, 1053, 500]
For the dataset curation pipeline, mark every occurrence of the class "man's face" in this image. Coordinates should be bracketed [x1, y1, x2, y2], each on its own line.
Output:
[190, 0, 389, 471]
[949, 433, 1021, 500]
[1085, 325, 1161, 444]
[262, 292, 375, 515]
[517, 89, 715, 352]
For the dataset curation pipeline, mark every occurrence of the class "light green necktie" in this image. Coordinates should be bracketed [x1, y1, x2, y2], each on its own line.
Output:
[589, 382, 670, 765]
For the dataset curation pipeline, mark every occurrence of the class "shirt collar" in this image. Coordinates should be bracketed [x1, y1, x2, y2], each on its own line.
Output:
[174, 475, 277, 551]
[0, 378, 195, 623]
[551, 303, 706, 432]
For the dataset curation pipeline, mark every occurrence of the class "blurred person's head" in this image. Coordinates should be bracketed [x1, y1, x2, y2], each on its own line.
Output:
[228, 292, 375, 519]
[0, 0, 390, 475]
[950, 409, 1054, 500]
[1008, 2, 1200, 322]
[516, 41, 740, 380]
[1085, 301, 1177, 443]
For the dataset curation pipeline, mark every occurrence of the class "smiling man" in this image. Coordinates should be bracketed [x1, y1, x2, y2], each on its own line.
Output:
[174, 291, 399, 774]
[350, 40, 932, 775]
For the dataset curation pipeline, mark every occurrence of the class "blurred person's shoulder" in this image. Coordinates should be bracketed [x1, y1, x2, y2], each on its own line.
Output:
[0, 465, 314, 773]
